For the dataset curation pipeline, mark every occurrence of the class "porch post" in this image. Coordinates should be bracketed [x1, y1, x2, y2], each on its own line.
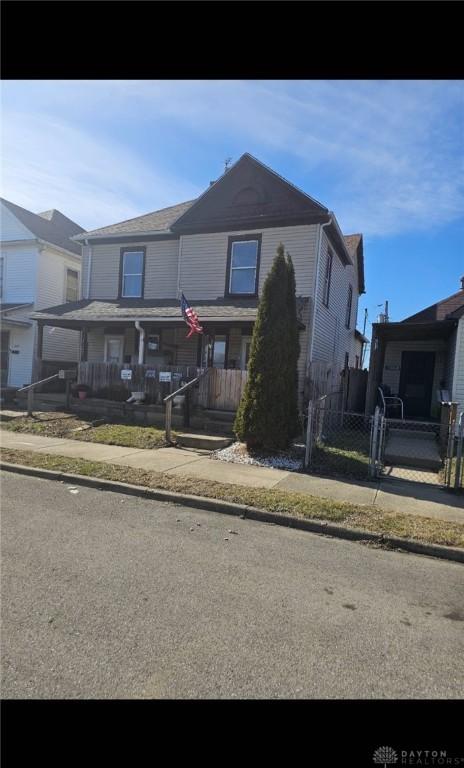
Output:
[80, 327, 88, 362]
[32, 322, 44, 382]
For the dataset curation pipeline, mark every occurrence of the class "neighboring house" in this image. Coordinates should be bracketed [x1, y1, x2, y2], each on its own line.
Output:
[354, 329, 369, 370]
[366, 278, 464, 418]
[32, 153, 366, 409]
[0, 199, 84, 387]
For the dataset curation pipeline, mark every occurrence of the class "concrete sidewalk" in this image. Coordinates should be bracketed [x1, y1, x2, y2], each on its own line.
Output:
[1, 429, 463, 524]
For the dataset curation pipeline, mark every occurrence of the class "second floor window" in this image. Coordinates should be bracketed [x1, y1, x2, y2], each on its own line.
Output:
[345, 284, 353, 328]
[322, 249, 333, 307]
[227, 237, 260, 296]
[65, 269, 79, 303]
[121, 249, 144, 298]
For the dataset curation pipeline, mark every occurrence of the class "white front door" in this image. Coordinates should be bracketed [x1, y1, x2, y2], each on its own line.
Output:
[240, 336, 252, 370]
[104, 336, 124, 364]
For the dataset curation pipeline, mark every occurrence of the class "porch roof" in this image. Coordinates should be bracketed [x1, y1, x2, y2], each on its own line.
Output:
[372, 319, 457, 342]
[32, 297, 308, 329]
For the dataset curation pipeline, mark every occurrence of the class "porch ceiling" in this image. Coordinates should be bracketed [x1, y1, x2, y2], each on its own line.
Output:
[373, 319, 457, 342]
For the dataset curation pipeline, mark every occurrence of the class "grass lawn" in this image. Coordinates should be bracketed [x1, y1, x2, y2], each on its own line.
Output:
[1, 447, 463, 549]
[1, 412, 169, 450]
[310, 429, 371, 480]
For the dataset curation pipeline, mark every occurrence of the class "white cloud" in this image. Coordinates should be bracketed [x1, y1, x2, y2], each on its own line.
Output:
[0, 109, 201, 230]
[1, 80, 463, 236]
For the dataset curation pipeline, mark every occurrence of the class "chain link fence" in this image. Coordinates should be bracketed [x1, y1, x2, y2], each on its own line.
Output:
[304, 397, 464, 492]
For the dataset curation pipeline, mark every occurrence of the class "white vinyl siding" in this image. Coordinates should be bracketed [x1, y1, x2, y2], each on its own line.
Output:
[0, 201, 35, 241]
[311, 230, 359, 384]
[0, 244, 38, 304]
[36, 246, 81, 362]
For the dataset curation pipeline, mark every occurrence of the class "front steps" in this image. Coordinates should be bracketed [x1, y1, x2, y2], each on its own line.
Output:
[175, 433, 233, 451]
[384, 429, 442, 471]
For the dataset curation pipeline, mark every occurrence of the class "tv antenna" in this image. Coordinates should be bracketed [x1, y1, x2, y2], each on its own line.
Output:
[224, 157, 233, 173]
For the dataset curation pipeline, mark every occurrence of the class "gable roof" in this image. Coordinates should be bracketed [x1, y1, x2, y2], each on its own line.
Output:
[343, 233, 365, 294]
[73, 200, 196, 240]
[171, 152, 329, 233]
[1, 198, 84, 256]
[402, 288, 464, 323]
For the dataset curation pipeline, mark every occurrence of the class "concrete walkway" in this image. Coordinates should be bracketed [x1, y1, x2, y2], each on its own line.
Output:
[1, 429, 463, 524]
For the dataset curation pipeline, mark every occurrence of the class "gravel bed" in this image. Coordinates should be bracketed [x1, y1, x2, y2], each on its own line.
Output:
[210, 441, 304, 472]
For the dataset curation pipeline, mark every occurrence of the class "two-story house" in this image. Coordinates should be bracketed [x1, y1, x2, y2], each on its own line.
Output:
[31, 154, 365, 410]
[0, 198, 84, 388]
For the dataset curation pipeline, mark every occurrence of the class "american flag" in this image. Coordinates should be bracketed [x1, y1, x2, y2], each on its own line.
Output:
[181, 293, 203, 339]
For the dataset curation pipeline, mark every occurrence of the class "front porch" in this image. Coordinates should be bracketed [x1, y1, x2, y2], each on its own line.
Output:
[32, 296, 310, 415]
[366, 319, 458, 419]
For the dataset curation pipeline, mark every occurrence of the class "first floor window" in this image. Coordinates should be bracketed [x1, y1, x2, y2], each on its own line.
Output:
[121, 249, 144, 297]
[65, 268, 79, 302]
[228, 238, 259, 295]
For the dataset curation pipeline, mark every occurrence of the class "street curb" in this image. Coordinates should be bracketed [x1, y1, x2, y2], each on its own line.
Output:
[1, 460, 463, 564]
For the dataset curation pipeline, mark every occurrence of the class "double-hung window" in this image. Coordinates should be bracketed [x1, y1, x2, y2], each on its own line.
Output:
[345, 284, 353, 328]
[121, 249, 144, 298]
[227, 236, 260, 296]
[322, 249, 333, 307]
[65, 269, 79, 303]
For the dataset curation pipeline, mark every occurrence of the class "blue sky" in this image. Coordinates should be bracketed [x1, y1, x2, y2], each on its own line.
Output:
[1, 80, 463, 336]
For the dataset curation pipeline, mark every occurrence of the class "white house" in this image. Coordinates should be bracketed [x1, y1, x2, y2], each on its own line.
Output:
[0, 198, 84, 388]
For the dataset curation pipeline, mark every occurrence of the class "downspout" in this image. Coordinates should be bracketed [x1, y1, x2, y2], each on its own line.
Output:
[308, 217, 332, 367]
[135, 321, 145, 364]
[85, 239, 92, 299]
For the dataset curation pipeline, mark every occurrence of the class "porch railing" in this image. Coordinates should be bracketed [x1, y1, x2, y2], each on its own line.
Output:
[164, 369, 211, 443]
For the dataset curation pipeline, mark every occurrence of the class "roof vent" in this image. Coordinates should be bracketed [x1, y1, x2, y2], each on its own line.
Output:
[209, 180, 216, 187]
[461, 275, 464, 290]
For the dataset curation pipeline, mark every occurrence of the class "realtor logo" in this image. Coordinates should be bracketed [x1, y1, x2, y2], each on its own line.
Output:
[373, 747, 398, 767]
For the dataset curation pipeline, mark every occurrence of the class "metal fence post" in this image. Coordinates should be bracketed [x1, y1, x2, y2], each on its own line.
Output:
[370, 406, 380, 478]
[454, 412, 463, 490]
[165, 399, 172, 443]
[304, 400, 314, 470]
[27, 388, 34, 417]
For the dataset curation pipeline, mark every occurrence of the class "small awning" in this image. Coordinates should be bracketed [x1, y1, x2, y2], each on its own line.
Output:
[373, 319, 457, 342]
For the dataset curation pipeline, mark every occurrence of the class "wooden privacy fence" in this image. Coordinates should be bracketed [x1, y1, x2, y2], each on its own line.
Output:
[77, 362, 248, 411]
[198, 368, 248, 411]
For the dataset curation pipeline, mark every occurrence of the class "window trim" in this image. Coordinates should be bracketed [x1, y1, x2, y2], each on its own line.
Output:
[322, 249, 333, 308]
[225, 234, 261, 298]
[119, 247, 146, 299]
[65, 267, 80, 303]
[345, 284, 353, 329]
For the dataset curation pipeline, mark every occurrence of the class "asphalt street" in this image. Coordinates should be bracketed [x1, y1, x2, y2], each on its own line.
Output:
[1, 471, 463, 699]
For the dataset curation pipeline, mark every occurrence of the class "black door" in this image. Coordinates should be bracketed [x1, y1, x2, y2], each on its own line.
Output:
[0, 331, 9, 387]
[398, 351, 435, 419]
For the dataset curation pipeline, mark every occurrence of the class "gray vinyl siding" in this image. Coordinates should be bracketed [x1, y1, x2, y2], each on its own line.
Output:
[88, 240, 179, 300]
[311, 230, 359, 384]
[179, 225, 318, 300]
[452, 317, 464, 411]
[446, 327, 457, 397]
